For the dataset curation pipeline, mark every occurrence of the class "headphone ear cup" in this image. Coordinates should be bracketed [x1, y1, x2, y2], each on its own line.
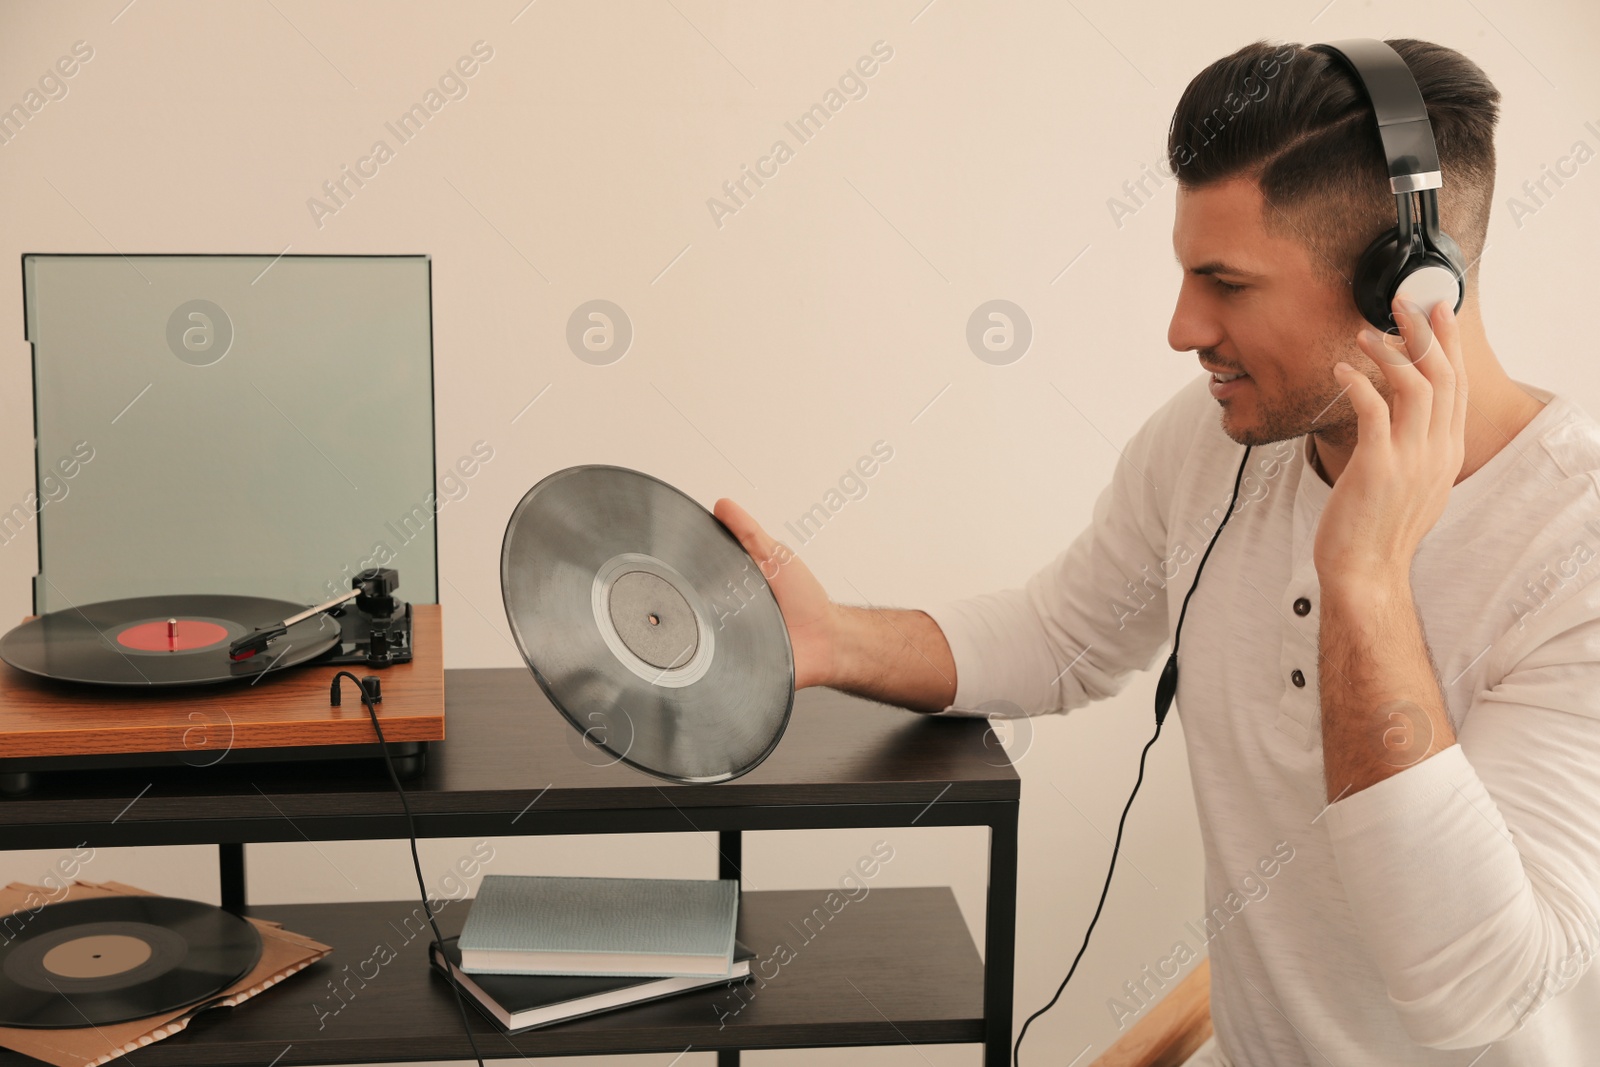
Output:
[1431, 229, 1466, 273]
[1351, 227, 1408, 330]
[1426, 231, 1469, 311]
[1393, 255, 1463, 322]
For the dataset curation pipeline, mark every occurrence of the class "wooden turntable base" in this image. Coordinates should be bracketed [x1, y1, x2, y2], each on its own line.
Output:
[0, 604, 444, 765]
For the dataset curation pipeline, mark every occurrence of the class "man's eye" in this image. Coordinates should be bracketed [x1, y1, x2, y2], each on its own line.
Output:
[1213, 278, 1246, 294]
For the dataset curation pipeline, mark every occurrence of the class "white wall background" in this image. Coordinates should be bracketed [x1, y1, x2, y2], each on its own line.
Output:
[2, 1, 1598, 1064]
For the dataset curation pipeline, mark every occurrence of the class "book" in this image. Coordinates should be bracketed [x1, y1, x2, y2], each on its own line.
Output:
[457, 874, 739, 977]
[430, 935, 754, 1033]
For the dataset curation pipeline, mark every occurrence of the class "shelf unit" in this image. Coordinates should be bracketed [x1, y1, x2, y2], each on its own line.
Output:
[0, 668, 1021, 1065]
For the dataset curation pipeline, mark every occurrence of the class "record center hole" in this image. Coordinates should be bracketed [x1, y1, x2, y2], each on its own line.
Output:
[648, 613, 659, 625]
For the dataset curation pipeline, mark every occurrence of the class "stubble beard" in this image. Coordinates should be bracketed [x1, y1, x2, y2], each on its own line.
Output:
[1215, 333, 1375, 451]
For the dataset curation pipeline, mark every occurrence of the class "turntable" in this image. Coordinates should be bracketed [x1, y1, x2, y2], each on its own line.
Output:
[0, 254, 446, 795]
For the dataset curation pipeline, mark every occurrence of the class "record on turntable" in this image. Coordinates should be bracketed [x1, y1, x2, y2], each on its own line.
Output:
[500, 465, 795, 784]
[0, 594, 341, 686]
[0, 895, 263, 1029]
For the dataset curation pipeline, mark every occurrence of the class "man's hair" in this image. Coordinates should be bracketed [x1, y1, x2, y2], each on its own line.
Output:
[1166, 39, 1500, 298]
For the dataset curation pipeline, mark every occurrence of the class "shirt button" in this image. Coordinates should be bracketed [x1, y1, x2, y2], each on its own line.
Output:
[1291, 669, 1306, 687]
[1293, 597, 1311, 616]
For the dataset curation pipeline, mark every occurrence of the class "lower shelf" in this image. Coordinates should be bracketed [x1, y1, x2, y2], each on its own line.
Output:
[0, 887, 987, 1065]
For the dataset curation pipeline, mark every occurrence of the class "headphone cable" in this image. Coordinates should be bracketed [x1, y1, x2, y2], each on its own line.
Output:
[1013, 444, 1252, 1065]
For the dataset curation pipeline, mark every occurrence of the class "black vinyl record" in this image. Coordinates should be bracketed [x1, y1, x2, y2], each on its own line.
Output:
[0, 594, 340, 686]
[0, 895, 264, 1028]
[500, 465, 795, 784]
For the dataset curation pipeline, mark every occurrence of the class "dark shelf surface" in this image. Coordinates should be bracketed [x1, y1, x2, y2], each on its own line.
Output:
[1, 668, 1019, 846]
[0, 887, 986, 1065]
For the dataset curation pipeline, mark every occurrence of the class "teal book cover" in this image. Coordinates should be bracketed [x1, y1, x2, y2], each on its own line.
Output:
[457, 874, 739, 977]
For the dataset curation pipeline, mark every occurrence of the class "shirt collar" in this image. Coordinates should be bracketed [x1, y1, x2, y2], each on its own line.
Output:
[1293, 380, 1566, 533]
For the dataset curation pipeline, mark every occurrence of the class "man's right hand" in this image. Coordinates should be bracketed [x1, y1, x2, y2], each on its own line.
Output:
[715, 498, 958, 713]
[714, 498, 838, 691]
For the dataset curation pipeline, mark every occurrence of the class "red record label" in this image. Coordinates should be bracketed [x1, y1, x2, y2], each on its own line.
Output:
[116, 619, 231, 652]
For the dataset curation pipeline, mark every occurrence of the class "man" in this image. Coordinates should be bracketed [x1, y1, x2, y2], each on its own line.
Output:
[716, 37, 1600, 1066]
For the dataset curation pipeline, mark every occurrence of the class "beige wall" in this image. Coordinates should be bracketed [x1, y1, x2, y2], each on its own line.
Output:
[2, 1, 1597, 1063]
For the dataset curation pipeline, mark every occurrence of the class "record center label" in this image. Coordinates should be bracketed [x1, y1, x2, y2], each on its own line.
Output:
[43, 934, 153, 978]
[608, 570, 698, 669]
[116, 619, 230, 652]
[591, 552, 717, 688]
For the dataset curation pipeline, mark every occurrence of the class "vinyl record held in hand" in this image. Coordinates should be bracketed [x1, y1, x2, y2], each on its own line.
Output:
[500, 465, 795, 783]
[0, 895, 264, 1028]
[0, 594, 341, 686]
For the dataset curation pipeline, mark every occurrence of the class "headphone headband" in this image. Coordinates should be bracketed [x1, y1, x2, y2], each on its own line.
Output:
[1308, 37, 1466, 328]
[1310, 39, 1442, 193]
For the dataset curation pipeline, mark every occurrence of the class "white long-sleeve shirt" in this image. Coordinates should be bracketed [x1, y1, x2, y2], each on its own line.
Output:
[922, 372, 1600, 1066]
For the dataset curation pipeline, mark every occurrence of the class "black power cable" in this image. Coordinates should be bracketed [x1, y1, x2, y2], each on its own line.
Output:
[1013, 445, 1252, 1065]
[331, 670, 485, 1067]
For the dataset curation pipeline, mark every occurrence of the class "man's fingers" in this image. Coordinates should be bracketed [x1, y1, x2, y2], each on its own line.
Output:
[715, 498, 774, 560]
[1433, 301, 1468, 443]
[716, 498, 796, 582]
[1395, 299, 1455, 446]
[1337, 354, 1391, 449]
[1375, 302, 1433, 449]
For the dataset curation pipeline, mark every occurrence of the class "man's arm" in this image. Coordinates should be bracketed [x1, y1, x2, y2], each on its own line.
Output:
[828, 604, 956, 714]
[1313, 301, 1600, 1047]
[712, 498, 957, 713]
[1318, 571, 1457, 803]
[1313, 302, 1465, 800]
[1318, 583, 1600, 1048]
[714, 378, 1213, 720]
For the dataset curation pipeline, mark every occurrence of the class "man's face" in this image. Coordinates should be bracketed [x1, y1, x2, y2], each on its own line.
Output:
[1168, 177, 1373, 449]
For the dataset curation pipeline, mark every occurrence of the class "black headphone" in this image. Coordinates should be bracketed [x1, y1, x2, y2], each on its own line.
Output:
[1309, 38, 1468, 330]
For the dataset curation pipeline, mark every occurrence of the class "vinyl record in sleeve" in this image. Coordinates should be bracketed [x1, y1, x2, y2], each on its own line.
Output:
[0, 895, 264, 1028]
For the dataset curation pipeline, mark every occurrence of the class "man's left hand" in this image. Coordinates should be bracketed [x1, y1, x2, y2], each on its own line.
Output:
[1313, 298, 1468, 589]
